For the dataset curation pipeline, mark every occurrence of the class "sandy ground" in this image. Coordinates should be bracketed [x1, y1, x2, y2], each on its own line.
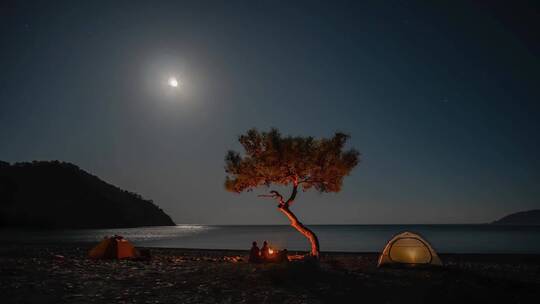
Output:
[1, 243, 540, 303]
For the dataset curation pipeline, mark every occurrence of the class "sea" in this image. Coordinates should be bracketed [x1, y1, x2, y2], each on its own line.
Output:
[2, 224, 540, 254]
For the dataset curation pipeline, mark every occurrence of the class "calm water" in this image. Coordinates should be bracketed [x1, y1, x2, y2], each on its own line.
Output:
[2, 225, 540, 254]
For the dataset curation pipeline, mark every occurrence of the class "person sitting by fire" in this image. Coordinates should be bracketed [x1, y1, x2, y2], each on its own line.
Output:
[249, 241, 261, 263]
[261, 241, 271, 261]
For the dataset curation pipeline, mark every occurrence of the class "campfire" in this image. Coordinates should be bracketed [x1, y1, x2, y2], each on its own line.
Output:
[249, 242, 289, 263]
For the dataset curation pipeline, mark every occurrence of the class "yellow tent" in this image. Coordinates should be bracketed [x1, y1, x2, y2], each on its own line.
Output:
[378, 231, 442, 267]
[89, 236, 139, 259]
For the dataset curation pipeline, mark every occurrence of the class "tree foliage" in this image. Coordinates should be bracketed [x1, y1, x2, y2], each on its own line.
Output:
[225, 128, 360, 194]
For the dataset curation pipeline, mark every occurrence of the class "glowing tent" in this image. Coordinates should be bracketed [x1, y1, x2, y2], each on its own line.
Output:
[89, 235, 140, 259]
[377, 231, 442, 267]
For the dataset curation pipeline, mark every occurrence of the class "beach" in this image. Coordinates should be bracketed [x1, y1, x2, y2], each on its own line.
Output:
[2, 243, 540, 303]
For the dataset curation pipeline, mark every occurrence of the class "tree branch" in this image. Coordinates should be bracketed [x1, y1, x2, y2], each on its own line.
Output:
[258, 190, 285, 205]
[285, 177, 299, 206]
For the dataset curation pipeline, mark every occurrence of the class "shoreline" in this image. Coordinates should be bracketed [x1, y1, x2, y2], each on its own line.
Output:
[2, 243, 540, 303]
[4, 240, 540, 255]
[3, 224, 539, 256]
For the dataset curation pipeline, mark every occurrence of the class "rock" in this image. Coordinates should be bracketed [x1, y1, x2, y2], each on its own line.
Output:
[53, 254, 65, 261]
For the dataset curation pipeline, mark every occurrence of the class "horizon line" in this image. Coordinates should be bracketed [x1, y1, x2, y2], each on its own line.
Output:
[173, 223, 494, 226]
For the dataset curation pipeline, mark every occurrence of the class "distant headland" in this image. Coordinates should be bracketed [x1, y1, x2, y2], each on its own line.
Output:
[492, 209, 540, 225]
[0, 160, 175, 229]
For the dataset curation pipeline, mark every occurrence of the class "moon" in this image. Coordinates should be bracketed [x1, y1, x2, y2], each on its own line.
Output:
[168, 77, 179, 88]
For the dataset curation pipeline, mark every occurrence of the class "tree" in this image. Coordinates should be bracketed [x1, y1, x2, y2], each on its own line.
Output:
[224, 128, 360, 258]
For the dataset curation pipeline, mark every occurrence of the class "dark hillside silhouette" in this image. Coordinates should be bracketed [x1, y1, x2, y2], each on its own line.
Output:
[0, 161, 175, 229]
[492, 209, 540, 225]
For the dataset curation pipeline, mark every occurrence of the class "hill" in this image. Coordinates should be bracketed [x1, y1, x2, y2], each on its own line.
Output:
[492, 209, 540, 225]
[0, 160, 175, 229]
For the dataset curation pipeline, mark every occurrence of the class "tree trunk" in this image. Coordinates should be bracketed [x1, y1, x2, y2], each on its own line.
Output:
[278, 205, 320, 258]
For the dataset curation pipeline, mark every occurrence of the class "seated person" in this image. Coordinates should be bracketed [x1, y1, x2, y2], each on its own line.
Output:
[260, 241, 270, 261]
[248, 241, 261, 263]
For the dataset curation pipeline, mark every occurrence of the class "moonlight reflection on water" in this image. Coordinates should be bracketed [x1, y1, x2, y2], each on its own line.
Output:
[1, 225, 540, 254]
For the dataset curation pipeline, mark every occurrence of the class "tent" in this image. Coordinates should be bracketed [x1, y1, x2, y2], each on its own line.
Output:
[377, 231, 442, 267]
[89, 235, 140, 259]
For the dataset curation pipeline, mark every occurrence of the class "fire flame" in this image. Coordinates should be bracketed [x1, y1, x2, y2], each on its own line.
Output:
[268, 248, 274, 255]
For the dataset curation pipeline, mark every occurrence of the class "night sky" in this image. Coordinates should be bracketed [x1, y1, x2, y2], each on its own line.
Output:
[1, 1, 539, 224]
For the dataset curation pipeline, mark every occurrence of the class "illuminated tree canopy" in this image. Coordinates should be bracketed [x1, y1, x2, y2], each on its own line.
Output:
[225, 128, 360, 257]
